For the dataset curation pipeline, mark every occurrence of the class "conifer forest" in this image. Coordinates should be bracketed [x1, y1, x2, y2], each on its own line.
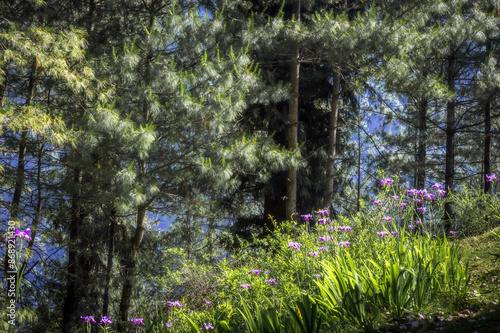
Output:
[2, 0, 500, 332]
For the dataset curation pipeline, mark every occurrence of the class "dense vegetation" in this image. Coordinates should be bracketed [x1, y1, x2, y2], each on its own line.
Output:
[1, 0, 499, 332]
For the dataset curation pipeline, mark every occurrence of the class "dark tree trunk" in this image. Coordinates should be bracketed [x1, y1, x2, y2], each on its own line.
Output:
[286, 0, 300, 220]
[484, 40, 492, 194]
[118, 205, 146, 331]
[444, 56, 455, 231]
[102, 217, 115, 317]
[416, 99, 427, 190]
[323, 71, 341, 209]
[62, 167, 83, 333]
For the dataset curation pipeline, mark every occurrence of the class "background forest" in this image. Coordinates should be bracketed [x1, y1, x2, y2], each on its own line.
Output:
[1, 0, 500, 332]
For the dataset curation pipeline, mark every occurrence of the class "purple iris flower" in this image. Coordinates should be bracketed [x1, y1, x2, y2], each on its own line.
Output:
[14, 228, 32, 241]
[240, 284, 251, 290]
[167, 301, 183, 307]
[417, 207, 427, 213]
[200, 323, 214, 330]
[391, 196, 400, 200]
[377, 231, 390, 238]
[486, 173, 499, 182]
[99, 316, 112, 325]
[436, 189, 446, 196]
[130, 318, 144, 325]
[248, 269, 261, 275]
[288, 242, 302, 250]
[432, 183, 443, 189]
[399, 203, 407, 209]
[301, 214, 313, 221]
[312, 274, 322, 278]
[379, 179, 393, 186]
[373, 200, 382, 205]
[339, 241, 350, 247]
[81, 316, 96, 323]
[308, 252, 318, 257]
[318, 218, 330, 225]
[382, 217, 392, 222]
[266, 279, 277, 285]
[317, 208, 330, 216]
[337, 226, 352, 231]
[449, 231, 457, 236]
[319, 236, 332, 242]
[204, 300, 212, 306]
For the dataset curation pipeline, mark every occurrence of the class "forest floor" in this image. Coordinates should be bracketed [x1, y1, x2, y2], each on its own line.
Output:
[376, 226, 500, 333]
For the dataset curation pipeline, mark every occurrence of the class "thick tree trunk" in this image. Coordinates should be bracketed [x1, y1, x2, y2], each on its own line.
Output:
[118, 205, 147, 330]
[323, 71, 341, 209]
[286, 0, 300, 220]
[444, 56, 455, 231]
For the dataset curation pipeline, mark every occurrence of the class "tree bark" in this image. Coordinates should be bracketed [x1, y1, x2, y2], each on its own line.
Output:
[444, 56, 455, 231]
[323, 71, 341, 209]
[62, 167, 83, 333]
[102, 217, 115, 317]
[416, 99, 427, 190]
[118, 205, 147, 330]
[286, 0, 300, 220]
[484, 40, 492, 194]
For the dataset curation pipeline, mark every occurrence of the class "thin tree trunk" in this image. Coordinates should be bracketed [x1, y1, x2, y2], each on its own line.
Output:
[484, 40, 492, 194]
[357, 111, 361, 212]
[323, 71, 341, 209]
[416, 99, 427, 190]
[444, 56, 455, 231]
[286, 0, 300, 220]
[102, 216, 115, 317]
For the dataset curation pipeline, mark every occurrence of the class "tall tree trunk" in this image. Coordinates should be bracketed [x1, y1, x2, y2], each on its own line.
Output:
[118, 205, 146, 330]
[416, 99, 427, 190]
[286, 0, 300, 220]
[62, 167, 83, 333]
[484, 40, 492, 194]
[444, 56, 455, 231]
[357, 110, 361, 212]
[323, 71, 341, 209]
[102, 216, 115, 317]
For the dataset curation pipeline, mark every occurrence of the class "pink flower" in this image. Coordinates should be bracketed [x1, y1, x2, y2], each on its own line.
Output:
[432, 183, 443, 189]
[312, 274, 322, 278]
[308, 252, 319, 257]
[338, 241, 350, 247]
[14, 228, 32, 241]
[301, 214, 313, 221]
[373, 200, 382, 205]
[382, 216, 392, 222]
[379, 179, 393, 186]
[167, 301, 183, 307]
[266, 279, 277, 285]
[240, 284, 251, 290]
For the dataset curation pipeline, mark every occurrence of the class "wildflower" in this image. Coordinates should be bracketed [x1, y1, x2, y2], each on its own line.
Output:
[327, 227, 335, 232]
[486, 173, 499, 182]
[373, 200, 382, 205]
[432, 183, 444, 189]
[319, 236, 332, 242]
[288, 242, 302, 250]
[417, 207, 427, 213]
[424, 193, 435, 200]
[377, 231, 390, 238]
[264, 270, 271, 274]
[130, 318, 144, 325]
[379, 179, 393, 186]
[203, 300, 212, 306]
[337, 225, 352, 231]
[391, 230, 397, 237]
[318, 218, 330, 225]
[312, 274, 322, 278]
[319, 247, 327, 251]
[301, 214, 313, 221]
[240, 284, 251, 290]
[407, 225, 415, 230]
[413, 199, 422, 203]
[14, 228, 32, 241]
[391, 195, 399, 200]
[317, 208, 329, 216]
[167, 301, 183, 307]
[449, 231, 457, 236]
[248, 269, 261, 275]
[381, 206, 388, 211]
[436, 189, 446, 196]
[399, 203, 407, 209]
[339, 241, 350, 247]
[382, 216, 392, 222]
[99, 316, 112, 325]
[414, 220, 422, 225]
[81, 316, 96, 323]
[200, 323, 214, 330]
[266, 279, 277, 285]
[165, 321, 173, 328]
[308, 252, 318, 257]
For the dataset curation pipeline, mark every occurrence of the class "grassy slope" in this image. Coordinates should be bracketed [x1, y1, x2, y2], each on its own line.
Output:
[377, 227, 500, 333]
